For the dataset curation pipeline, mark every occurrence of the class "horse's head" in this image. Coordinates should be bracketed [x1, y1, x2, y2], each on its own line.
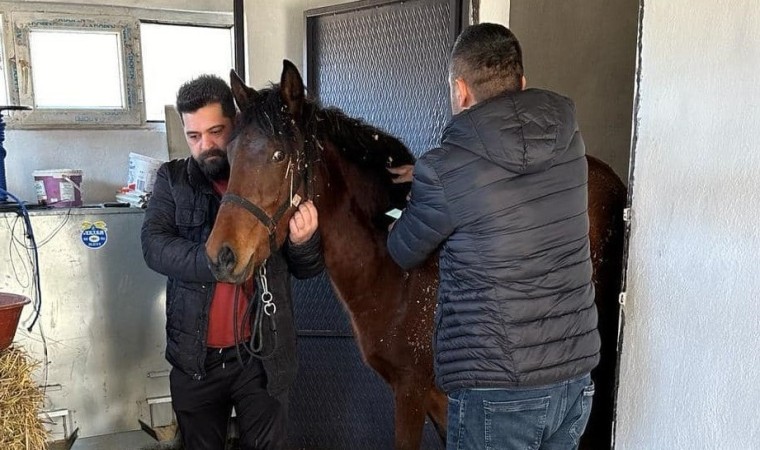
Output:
[206, 60, 309, 283]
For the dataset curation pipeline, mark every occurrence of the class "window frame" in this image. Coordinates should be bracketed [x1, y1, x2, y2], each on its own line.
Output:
[8, 11, 143, 127]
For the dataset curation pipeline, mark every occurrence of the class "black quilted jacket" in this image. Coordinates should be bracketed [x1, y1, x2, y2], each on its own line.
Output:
[141, 157, 323, 395]
[387, 89, 600, 392]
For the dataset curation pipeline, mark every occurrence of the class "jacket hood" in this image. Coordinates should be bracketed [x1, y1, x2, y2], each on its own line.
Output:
[442, 88, 579, 174]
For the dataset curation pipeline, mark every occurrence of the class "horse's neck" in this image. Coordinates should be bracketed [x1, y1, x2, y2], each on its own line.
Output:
[314, 146, 405, 314]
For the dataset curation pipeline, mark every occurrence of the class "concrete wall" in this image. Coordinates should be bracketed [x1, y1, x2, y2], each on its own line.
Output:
[508, 0, 638, 181]
[615, 1, 760, 448]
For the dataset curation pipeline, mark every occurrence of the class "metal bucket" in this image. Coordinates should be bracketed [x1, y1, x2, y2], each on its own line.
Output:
[0, 293, 31, 352]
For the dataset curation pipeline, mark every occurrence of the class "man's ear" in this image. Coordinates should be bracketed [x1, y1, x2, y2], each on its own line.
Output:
[455, 78, 473, 110]
[521, 75, 527, 91]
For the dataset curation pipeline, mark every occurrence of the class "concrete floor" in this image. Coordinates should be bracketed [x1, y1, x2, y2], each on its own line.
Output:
[68, 430, 174, 450]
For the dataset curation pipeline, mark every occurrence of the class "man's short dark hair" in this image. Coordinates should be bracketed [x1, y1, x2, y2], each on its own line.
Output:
[449, 23, 524, 102]
[176, 74, 236, 120]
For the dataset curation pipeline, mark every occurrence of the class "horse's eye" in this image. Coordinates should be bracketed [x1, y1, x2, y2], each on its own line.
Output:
[272, 151, 286, 162]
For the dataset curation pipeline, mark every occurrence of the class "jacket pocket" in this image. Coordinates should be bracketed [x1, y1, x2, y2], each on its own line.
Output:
[483, 395, 550, 450]
[176, 207, 206, 237]
[569, 381, 595, 444]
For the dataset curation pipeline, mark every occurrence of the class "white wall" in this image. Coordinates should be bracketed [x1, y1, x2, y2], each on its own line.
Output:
[6, 129, 167, 203]
[615, 1, 760, 448]
[246, 0, 354, 89]
[478, 0, 509, 26]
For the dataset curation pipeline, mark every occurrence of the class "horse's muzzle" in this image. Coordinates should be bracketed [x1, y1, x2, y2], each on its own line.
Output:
[208, 244, 248, 283]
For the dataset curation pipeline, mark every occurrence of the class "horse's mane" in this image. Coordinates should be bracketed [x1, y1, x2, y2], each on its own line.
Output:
[236, 84, 415, 214]
[315, 106, 416, 172]
[236, 84, 416, 180]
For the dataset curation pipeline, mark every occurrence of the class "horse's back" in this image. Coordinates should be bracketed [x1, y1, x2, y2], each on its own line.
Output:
[583, 154, 626, 450]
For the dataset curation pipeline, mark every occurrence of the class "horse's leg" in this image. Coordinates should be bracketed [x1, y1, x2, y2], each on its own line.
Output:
[392, 379, 429, 450]
[425, 388, 448, 444]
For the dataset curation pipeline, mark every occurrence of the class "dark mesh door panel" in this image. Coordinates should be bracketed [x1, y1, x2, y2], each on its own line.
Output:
[310, 0, 453, 158]
[289, 1, 456, 448]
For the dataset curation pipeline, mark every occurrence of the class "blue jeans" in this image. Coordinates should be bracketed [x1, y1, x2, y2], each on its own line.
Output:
[446, 374, 594, 450]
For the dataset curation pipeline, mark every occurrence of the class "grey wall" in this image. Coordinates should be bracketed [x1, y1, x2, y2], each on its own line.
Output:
[509, 0, 638, 181]
[615, 1, 760, 448]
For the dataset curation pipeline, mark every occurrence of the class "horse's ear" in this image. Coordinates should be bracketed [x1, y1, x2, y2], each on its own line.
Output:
[280, 60, 304, 118]
[230, 69, 259, 111]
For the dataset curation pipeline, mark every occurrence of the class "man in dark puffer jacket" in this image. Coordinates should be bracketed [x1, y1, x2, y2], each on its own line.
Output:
[141, 75, 323, 450]
[387, 24, 599, 449]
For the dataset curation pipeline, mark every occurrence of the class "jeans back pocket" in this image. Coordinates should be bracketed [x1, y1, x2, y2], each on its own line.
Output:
[483, 396, 550, 450]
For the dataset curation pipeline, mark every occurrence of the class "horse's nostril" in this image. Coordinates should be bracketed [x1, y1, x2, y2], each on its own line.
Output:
[218, 245, 237, 273]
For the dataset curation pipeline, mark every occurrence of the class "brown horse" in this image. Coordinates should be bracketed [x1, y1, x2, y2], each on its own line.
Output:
[205, 60, 626, 450]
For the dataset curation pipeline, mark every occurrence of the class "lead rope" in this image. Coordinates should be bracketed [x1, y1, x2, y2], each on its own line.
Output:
[250, 262, 277, 355]
[234, 260, 279, 365]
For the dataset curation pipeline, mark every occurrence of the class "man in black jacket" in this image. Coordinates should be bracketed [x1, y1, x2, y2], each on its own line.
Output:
[141, 75, 323, 450]
[387, 24, 599, 449]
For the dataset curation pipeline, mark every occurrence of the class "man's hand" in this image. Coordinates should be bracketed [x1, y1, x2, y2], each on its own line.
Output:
[388, 164, 414, 184]
[289, 201, 318, 245]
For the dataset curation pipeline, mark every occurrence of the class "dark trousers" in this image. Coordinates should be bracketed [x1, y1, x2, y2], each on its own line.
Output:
[170, 347, 288, 450]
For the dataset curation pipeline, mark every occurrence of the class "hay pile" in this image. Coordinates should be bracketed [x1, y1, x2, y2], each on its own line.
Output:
[0, 346, 48, 449]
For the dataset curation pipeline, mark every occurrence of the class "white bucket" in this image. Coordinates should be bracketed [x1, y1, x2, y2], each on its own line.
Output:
[33, 169, 84, 207]
[127, 153, 164, 193]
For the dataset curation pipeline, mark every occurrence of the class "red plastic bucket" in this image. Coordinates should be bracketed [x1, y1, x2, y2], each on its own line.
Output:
[0, 293, 31, 352]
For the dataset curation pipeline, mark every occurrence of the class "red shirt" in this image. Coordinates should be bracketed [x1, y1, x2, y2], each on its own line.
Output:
[207, 179, 253, 348]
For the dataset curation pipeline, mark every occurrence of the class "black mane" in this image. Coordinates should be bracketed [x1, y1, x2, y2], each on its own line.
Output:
[316, 106, 416, 171]
[235, 84, 416, 176]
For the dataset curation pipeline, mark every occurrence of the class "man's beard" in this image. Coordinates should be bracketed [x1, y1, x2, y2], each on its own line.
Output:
[196, 148, 230, 181]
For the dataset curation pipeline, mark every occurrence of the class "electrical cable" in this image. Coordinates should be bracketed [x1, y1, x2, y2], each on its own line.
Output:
[0, 186, 50, 396]
[0, 187, 42, 331]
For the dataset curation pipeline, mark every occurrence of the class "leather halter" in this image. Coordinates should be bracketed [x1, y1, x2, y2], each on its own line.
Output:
[220, 138, 315, 253]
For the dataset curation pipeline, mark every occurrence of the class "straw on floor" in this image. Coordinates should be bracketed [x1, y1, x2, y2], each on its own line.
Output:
[0, 346, 48, 449]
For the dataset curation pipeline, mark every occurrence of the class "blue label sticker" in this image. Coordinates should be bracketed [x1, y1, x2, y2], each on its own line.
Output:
[81, 221, 108, 249]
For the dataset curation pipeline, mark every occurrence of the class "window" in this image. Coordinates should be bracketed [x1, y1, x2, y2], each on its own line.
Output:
[10, 13, 143, 127]
[29, 30, 124, 109]
[141, 23, 234, 121]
